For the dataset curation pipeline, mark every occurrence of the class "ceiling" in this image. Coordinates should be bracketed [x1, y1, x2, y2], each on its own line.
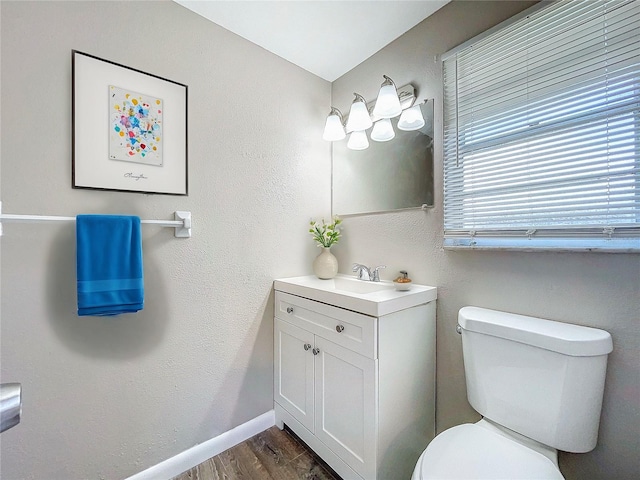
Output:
[174, 1, 450, 82]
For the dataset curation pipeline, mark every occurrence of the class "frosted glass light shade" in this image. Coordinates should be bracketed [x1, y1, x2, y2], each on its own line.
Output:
[323, 108, 346, 141]
[347, 130, 369, 150]
[373, 76, 402, 118]
[370, 118, 395, 142]
[345, 94, 373, 132]
[397, 104, 425, 131]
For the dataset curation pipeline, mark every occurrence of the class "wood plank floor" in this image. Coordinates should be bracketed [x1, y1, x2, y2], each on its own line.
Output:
[172, 426, 342, 480]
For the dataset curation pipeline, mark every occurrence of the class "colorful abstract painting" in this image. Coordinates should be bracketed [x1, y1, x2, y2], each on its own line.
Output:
[109, 86, 163, 166]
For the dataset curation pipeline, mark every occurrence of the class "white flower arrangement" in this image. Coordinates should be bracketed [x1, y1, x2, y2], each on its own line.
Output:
[309, 216, 342, 248]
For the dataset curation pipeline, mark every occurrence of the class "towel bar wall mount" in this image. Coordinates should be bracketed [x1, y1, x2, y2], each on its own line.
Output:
[0, 202, 192, 238]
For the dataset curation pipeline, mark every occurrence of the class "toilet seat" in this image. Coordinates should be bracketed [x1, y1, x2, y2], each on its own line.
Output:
[412, 423, 564, 480]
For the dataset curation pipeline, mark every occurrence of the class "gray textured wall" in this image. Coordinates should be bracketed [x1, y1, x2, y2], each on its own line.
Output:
[0, 1, 329, 478]
[331, 2, 640, 479]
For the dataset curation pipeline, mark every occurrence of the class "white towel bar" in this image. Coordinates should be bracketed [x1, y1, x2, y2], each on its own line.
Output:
[0, 202, 191, 238]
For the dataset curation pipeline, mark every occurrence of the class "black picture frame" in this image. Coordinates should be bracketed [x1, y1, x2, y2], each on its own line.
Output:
[72, 50, 188, 195]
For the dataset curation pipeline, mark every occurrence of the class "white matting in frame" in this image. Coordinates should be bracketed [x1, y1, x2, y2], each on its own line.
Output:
[72, 50, 188, 195]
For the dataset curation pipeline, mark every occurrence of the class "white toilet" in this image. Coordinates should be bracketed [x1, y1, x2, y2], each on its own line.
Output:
[412, 306, 613, 480]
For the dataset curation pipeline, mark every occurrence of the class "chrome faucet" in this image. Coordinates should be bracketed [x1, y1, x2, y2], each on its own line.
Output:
[352, 263, 386, 282]
[353, 263, 372, 280]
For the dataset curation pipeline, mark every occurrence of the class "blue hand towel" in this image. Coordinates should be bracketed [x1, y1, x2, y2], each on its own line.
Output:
[76, 215, 144, 316]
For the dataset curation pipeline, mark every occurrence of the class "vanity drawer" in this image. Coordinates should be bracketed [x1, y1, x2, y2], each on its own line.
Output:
[275, 291, 377, 359]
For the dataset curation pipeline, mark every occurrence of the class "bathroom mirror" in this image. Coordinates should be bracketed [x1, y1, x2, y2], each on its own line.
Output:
[332, 99, 434, 216]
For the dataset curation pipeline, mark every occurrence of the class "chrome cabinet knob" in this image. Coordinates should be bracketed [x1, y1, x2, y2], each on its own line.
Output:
[456, 324, 462, 335]
[312, 348, 320, 355]
[336, 325, 345, 333]
[304, 343, 312, 351]
[286, 307, 294, 314]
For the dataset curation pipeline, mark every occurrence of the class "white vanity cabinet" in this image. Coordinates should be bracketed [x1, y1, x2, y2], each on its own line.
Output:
[274, 276, 437, 480]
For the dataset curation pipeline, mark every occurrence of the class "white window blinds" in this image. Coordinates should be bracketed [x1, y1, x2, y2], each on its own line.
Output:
[442, 0, 640, 251]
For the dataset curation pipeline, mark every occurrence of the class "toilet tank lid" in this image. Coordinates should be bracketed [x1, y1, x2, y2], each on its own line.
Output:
[458, 307, 613, 356]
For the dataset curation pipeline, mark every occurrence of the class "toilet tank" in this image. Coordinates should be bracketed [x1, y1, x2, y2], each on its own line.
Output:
[458, 306, 613, 453]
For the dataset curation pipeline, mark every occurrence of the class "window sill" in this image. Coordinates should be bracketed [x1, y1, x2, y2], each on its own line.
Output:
[444, 237, 640, 253]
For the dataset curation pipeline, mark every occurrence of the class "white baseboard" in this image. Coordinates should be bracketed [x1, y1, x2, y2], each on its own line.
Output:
[126, 410, 275, 480]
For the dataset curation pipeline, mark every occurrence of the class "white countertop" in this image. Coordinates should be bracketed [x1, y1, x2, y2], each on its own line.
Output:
[274, 274, 437, 317]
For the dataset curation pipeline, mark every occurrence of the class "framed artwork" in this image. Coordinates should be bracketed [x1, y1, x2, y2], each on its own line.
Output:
[72, 50, 188, 195]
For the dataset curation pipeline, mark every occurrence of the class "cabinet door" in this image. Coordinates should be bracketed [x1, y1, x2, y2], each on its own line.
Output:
[314, 337, 377, 479]
[275, 318, 315, 432]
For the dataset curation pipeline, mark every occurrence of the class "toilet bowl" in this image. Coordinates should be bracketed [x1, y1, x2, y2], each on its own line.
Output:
[412, 420, 563, 480]
[412, 306, 612, 480]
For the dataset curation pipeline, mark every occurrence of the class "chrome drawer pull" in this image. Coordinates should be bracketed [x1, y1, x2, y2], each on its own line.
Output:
[304, 343, 312, 351]
[336, 325, 345, 333]
[286, 307, 294, 314]
[312, 348, 320, 355]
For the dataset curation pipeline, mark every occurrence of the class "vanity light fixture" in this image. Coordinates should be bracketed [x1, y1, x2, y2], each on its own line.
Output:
[345, 93, 373, 132]
[347, 130, 369, 150]
[322, 75, 424, 150]
[322, 107, 346, 141]
[372, 75, 402, 119]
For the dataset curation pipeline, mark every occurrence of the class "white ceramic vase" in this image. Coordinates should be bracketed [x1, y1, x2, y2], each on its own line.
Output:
[313, 247, 338, 279]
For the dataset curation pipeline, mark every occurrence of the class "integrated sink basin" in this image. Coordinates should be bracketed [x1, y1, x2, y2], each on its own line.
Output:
[274, 274, 437, 317]
[331, 276, 395, 294]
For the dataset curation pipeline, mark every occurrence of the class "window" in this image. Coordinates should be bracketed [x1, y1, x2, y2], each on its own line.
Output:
[442, 0, 640, 251]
